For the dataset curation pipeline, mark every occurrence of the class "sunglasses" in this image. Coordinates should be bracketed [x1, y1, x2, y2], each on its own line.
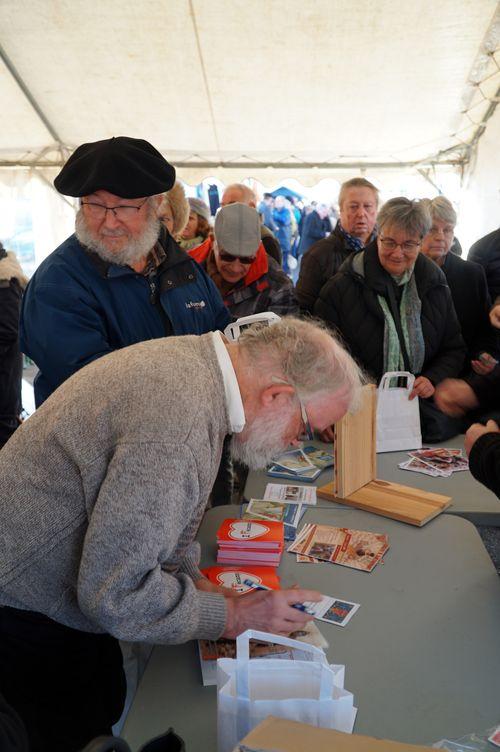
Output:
[218, 251, 256, 265]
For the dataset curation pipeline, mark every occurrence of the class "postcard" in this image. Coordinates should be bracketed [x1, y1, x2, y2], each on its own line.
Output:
[288, 523, 389, 572]
[263, 483, 317, 505]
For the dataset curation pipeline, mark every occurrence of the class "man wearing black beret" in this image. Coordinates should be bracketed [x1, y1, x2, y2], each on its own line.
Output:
[20, 136, 231, 406]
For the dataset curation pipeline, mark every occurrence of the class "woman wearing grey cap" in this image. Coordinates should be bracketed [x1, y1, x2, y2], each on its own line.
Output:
[189, 203, 298, 319]
[179, 197, 211, 251]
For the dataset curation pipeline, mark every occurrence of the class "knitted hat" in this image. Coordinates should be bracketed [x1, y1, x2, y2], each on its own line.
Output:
[188, 197, 211, 222]
[54, 136, 176, 198]
[214, 203, 261, 257]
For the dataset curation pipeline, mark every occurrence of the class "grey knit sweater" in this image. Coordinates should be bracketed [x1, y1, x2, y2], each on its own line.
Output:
[0, 333, 230, 643]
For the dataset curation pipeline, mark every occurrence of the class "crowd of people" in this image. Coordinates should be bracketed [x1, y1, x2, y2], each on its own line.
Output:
[0, 134, 500, 751]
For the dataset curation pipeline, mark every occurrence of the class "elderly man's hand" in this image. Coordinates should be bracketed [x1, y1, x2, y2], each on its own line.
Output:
[464, 420, 500, 457]
[409, 376, 434, 400]
[434, 378, 479, 417]
[489, 304, 500, 329]
[222, 587, 321, 638]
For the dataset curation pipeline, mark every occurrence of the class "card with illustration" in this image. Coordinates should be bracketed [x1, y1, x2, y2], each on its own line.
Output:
[288, 523, 389, 572]
[271, 448, 316, 474]
[243, 499, 302, 541]
[302, 445, 334, 469]
[267, 464, 321, 482]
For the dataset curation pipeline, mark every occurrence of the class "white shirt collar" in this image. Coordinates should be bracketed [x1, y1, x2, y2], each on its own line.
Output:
[212, 331, 246, 434]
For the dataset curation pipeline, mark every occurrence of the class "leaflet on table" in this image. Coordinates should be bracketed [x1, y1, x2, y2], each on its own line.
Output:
[263, 482, 317, 505]
[288, 522, 389, 572]
[242, 499, 305, 540]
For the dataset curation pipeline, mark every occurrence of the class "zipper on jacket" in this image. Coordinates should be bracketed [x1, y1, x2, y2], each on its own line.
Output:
[148, 277, 157, 305]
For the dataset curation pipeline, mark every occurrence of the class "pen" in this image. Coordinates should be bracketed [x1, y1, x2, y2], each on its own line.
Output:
[242, 579, 314, 614]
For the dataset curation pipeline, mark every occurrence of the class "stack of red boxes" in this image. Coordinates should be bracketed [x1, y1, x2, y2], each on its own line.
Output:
[216, 519, 284, 567]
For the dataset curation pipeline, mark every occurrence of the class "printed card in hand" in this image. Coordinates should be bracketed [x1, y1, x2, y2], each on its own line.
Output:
[303, 594, 360, 627]
[288, 522, 389, 572]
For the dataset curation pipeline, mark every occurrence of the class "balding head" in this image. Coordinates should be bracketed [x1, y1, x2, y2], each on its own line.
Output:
[222, 183, 257, 209]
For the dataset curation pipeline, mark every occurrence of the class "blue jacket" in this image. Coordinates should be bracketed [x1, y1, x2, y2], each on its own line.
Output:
[21, 229, 231, 405]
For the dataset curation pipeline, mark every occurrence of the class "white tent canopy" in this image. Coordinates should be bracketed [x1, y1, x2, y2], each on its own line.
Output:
[0, 0, 499, 184]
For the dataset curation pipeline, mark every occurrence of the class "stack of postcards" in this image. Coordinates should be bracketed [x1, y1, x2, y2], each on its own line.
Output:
[267, 447, 333, 482]
[216, 519, 284, 566]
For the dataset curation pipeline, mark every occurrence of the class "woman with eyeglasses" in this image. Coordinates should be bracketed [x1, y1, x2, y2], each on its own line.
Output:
[314, 197, 466, 442]
[189, 202, 298, 319]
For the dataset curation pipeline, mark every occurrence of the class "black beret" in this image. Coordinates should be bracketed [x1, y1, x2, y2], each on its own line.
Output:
[54, 136, 176, 198]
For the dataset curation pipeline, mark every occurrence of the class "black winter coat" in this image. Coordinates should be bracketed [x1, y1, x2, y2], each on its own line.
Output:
[0, 250, 26, 448]
[468, 228, 500, 302]
[469, 432, 500, 500]
[441, 251, 500, 361]
[297, 211, 329, 256]
[296, 222, 356, 314]
[314, 242, 466, 385]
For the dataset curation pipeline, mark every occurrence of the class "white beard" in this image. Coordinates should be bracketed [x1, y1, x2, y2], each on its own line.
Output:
[230, 407, 294, 470]
[75, 209, 161, 267]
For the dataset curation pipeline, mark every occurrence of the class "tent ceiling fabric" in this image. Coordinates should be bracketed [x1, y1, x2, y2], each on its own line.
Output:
[0, 0, 499, 184]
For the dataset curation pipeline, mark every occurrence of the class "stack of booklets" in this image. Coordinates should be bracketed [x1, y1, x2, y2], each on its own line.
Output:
[216, 518, 284, 566]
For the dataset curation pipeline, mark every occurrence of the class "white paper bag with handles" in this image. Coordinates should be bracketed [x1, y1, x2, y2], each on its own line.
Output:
[376, 371, 422, 453]
[216, 629, 356, 752]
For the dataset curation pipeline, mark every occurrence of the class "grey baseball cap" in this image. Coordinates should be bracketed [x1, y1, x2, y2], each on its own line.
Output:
[214, 203, 261, 257]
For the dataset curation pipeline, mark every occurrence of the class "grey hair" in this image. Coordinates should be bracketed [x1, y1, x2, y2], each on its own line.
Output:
[238, 316, 364, 409]
[420, 196, 457, 227]
[377, 197, 432, 238]
[339, 178, 379, 209]
[157, 182, 190, 237]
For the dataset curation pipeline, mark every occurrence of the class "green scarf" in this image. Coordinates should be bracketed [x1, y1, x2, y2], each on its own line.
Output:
[377, 268, 425, 374]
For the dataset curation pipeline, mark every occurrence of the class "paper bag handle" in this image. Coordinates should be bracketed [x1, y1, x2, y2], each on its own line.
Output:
[378, 371, 415, 392]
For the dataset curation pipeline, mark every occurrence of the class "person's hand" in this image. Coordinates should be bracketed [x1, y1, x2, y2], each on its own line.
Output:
[318, 425, 335, 442]
[464, 419, 500, 456]
[489, 304, 500, 329]
[471, 352, 498, 376]
[409, 376, 434, 400]
[195, 577, 240, 598]
[222, 587, 321, 638]
[434, 379, 479, 417]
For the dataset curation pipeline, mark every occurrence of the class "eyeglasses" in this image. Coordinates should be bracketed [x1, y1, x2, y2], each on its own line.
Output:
[428, 226, 454, 238]
[81, 199, 148, 220]
[379, 236, 421, 253]
[218, 251, 256, 265]
[271, 376, 314, 441]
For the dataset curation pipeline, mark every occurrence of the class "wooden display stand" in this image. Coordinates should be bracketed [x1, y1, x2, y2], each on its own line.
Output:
[317, 384, 451, 526]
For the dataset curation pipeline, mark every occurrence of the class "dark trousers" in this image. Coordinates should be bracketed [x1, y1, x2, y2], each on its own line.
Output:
[0, 607, 126, 752]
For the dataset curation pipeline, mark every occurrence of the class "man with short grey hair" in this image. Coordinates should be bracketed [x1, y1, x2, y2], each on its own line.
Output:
[21, 136, 230, 407]
[296, 177, 379, 313]
[0, 316, 361, 751]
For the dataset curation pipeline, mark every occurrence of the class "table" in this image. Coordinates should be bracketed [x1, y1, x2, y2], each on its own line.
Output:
[123, 505, 500, 750]
[244, 438, 500, 525]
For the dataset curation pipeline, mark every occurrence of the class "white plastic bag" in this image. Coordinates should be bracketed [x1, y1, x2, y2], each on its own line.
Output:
[376, 371, 422, 453]
[216, 629, 356, 752]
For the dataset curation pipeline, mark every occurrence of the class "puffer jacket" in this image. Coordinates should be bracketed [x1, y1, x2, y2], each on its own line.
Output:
[0, 248, 28, 448]
[189, 238, 298, 319]
[468, 228, 500, 302]
[21, 227, 231, 406]
[296, 222, 361, 314]
[314, 241, 466, 385]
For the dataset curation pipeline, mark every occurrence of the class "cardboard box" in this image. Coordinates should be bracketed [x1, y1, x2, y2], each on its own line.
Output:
[235, 716, 434, 752]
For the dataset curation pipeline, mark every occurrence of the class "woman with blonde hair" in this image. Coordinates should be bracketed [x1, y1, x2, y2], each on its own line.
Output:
[157, 181, 190, 241]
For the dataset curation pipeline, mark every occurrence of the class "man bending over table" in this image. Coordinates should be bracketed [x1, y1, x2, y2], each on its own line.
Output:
[0, 317, 361, 752]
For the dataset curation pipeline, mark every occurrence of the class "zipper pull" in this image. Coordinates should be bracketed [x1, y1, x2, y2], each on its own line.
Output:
[149, 278, 156, 304]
